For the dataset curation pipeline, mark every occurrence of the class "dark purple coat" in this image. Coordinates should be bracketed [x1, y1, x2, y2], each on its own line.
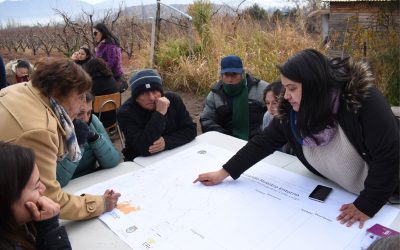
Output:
[95, 42, 123, 78]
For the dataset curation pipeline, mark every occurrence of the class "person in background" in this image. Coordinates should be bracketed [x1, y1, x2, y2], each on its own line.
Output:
[76, 46, 92, 67]
[0, 57, 121, 220]
[5, 59, 33, 86]
[0, 55, 6, 89]
[367, 235, 399, 250]
[194, 49, 399, 229]
[261, 79, 293, 154]
[0, 142, 71, 249]
[93, 23, 127, 92]
[262, 80, 283, 130]
[70, 51, 79, 62]
[57, 92, 121, 187]
[83, 57, 119, 128]
[200, 55, 268, 140]
[262, 80, 283, 129]
[118, 69, 197, 161]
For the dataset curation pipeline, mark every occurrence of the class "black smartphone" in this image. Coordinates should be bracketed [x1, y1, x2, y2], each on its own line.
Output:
[308, 185, 332, 202]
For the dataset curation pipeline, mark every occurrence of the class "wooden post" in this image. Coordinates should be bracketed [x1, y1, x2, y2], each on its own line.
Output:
[154, 0, 161, 66]
[363, 41, 367, 57]
[150, 17, 156, 67]
[188, 18, 193, 59]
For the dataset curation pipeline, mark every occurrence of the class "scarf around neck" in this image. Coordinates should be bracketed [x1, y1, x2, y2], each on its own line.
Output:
[223, 76, 249, 140]
[50, 97, 82, 162]
[291, 88, 341, 147]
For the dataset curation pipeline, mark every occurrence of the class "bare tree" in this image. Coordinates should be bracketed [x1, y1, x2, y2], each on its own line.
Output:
[223, 0, 246, 36]
[0, 27, 21, 52]
[37, 23, 56, 56]
[99, 4, 124, 31]
[54, 6, 124, 53]
[53, 24, 82, 57]
[55, 9, 93, 49]
[115, 15, 150, 59]
[27, 28, 42, 56]
[16, 28, 29, 53]
[2, 36, 15, 52]
[0, 5, 150, 62]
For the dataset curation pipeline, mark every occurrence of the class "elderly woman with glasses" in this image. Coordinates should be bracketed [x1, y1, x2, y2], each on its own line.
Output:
[0, 57, 121, 221]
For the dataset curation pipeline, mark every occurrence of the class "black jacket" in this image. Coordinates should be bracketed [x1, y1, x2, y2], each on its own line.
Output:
[0, 55, 6, 90]
[117, 92, 197, 161]
[200, 74, 268, 139]
[91, 75, 119, 97]
[91, 75, 119, 128]
[222, 60, 399, 217]
[0, 215, 71, 250]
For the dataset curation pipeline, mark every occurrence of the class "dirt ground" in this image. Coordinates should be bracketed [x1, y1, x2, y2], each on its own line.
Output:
[170, 91, 205, 135]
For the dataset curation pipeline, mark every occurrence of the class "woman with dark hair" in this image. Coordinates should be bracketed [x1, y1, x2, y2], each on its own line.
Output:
[0, 142, 71, 249]
[0, 57, 121, 221]
[93, 23, 126, 91]
[84, 57, 119, 128]
[194, 49, 399, 228]
[261, 79, 293, 154]
[5, 59, 33, 86]
[262, 80, 283, 129]
[76, 46, 92, 67]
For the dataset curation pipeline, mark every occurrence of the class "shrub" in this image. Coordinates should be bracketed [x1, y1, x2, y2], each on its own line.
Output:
[157, 15, 323, 94]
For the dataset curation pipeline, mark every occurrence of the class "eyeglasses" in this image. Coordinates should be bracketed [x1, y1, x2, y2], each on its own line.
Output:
[93, 31, 98, 36]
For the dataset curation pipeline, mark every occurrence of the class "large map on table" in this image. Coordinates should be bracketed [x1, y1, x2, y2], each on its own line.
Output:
[78, 143, 399, 250]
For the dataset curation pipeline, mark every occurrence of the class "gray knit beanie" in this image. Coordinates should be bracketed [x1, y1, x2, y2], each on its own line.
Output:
[129, 69, 163, 99]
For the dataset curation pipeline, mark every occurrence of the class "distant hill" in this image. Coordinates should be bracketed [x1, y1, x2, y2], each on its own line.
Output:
[125, 3, 236, 19]
[0, 0, 94, 25]
[0, 0, 287, 26]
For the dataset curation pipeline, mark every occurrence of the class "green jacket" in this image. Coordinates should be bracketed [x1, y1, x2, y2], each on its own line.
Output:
[56, 115, 121, 187]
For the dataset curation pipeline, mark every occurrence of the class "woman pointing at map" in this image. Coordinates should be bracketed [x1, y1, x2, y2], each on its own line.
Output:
[194, 49, 399, 229]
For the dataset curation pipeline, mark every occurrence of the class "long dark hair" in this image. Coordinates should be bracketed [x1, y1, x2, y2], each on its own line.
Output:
[277, 49, 351, 143]
[263, 80, 283, 105]
[84, 57, 113, 78]
[0, 142, 36, 249]
[94, 23, 120, 47]
[79, 46, 92, 62]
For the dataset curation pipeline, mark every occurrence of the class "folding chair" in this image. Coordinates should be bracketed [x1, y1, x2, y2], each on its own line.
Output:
[93, 92, 125, 149]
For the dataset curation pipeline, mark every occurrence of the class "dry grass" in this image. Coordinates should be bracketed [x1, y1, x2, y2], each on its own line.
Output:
[156, 16, 324, 94]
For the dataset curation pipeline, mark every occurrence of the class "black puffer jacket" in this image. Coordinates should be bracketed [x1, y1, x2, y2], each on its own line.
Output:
[222, 60, 399, 217]
[117, 92, 197, 161]
[0, 215, 71, 250]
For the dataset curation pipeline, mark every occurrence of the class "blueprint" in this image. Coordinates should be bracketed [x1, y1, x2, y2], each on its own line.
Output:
[77, 143, 399, 250]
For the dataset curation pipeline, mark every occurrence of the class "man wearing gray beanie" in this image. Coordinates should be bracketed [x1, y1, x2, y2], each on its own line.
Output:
[117, 69, 197, 161]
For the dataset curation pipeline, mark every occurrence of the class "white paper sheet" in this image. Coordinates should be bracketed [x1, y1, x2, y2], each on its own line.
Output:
[77, 143, 399, 250]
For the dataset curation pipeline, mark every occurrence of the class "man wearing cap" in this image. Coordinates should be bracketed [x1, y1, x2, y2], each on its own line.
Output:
[117, 69, 197, 161]
[200, 55, 268, 140]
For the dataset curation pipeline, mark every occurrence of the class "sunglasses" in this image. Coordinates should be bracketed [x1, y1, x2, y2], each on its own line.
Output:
[93, 31, 98, 36]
